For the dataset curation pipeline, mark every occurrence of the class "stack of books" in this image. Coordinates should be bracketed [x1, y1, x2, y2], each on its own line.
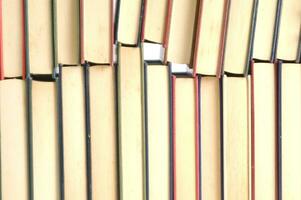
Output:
[0, 0, 300, 199]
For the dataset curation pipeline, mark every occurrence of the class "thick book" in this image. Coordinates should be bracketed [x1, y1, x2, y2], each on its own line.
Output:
[252, 0, 280, 62]
[144, 63, 171, 200]
[88, 65, 118, 199]
[141, 0, 168, 44]
[278, 62, 301, 199]
[31, 79, 60, 200]
[0, 0, 25, 78]
[115, 0, 143, 46]
[60, 66, 87, 200]
[117, 44, 144, 199]
[54, 0, 80, 65]
[26, 0, 54, 74]
[193, 0, 230, 77]
[276, 0, 301, 61]
[251, 62, 277, 199]
[172, 75, 200, 200]
[80, 0, 113, 64]
[223, 0, 258, 75]
[0, 79, 28, 199]
[222, 75, 251, 199]
[164, 0, 198, 65]
[199, 76, 222, 199]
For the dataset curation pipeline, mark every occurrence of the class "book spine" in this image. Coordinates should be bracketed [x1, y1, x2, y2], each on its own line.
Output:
[276, 61, 282, 200]
[80, 0, 84, 64]
[217, 0, 230, 78]
[219, 77, 224, 200]
[171, 74, 176, 200]
[196, 76, 201, 200]
[110, 0, 114, 65]
[250, 60, 255, 200]
[143, 61, 149, 200]
[24, 0, 29, 79]
[163, 0, 173, 64]
[168, 63, 174, 200]
[271, 0, 282, 62]
[0, 0, 3, 80]
[140, 0, 147, 42]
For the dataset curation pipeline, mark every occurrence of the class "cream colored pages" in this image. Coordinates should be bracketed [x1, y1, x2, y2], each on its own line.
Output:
[57, 0, 80, 64]
[32, 81, 59, 200]
[277, 0, 301, 60]
[223, 1, 253, 74]
[166, 0, 197, 64]
[28, 0, 53, 74]
[62, 67, 87, 200]
[175, 78, 196, 200]
[89, 66, 117, 200]
[84, 0, 111, 63]
[282, 64, 301, 199]
[2, 0, 23, 77]
[119, 46, 143, 199]
[223, 76, 249, 200]
[147, 65, 169, 200]
[200, 77, 221, 200]
[0, 80, 28, 200]
[144, 0, 168, 43]
[118, 0, 142, 45]
[253, 0, 277, 60]
[196, 1, 224, 75]
[253, 63, 276, 200]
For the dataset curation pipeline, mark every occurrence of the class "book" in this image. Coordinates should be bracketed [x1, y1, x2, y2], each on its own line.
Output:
[278, 62, 301, 199]
[54, 0, 80, 65]
[199, 76, 222, 199]
[81, 0, 113, 64]
[165, 0, 198, 65]
[172, 75, 199, 200]
[251, 62, 277, 199]
[0, 79, 28, 199]
[193, 0, 229, 76]
[0, 0, 25, 78]
[252, 0, 280, 61]
[117, 44, 144, 199]
[27, 0, 54, 74]
[223, 0, 258, 75]
[116, 0, 143, 45]
[60, 66, 87, 200]
[31, 79, 60, 200]
[142, 0, 168, 44]
[145, 63, 171, 200]
[89, 65, 118, 199]
[276, 0, 301, 61]
[222, 75, 251, 200]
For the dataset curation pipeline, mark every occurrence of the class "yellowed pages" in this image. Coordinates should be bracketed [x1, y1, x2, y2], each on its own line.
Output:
[62, 66, 86, 200]
[224, 1, 253, 74]
[223, 76, 250, 200]
[32, 81, 59, 200]
[200, 77, 221, 200]
[2, 0, 23, 77]
[195, 1, 224, 75]
[118, 46, 143, 199]
[89, 65, 117, 199]
[144, 0, 168, 43]
[253, 63, 276, 200]
[277, 0, 301, 60]
[57, 0, 80, 64]
[28, 0, 53, 74]
[253, 0, 278, 60]
[175, 77, 196, 200]
[147, 65, 169, 200]
[282, 63, 301, 199]
[166, 0, 197, 64]
[118, 0, 142, 45]
[84, 0, 111, 63]
[0, 80, 28, 200]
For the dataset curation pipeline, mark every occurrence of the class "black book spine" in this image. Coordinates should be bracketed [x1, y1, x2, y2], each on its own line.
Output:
[276, 61, 282, 200]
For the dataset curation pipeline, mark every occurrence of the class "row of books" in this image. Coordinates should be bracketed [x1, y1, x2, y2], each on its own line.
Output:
[0, 0, 300, 79]
[1, 44, 301, 199]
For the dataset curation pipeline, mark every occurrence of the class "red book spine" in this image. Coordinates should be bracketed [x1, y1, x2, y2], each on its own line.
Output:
[195, 76, 200, 200]
[0, 0, 3, 80]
